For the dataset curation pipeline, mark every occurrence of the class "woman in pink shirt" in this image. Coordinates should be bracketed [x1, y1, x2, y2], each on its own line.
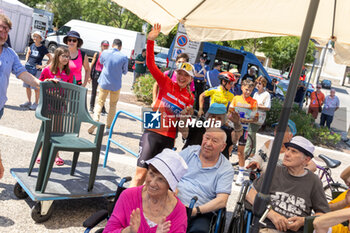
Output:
[104, 149, 188, 233]
[63, 31, 90, 87]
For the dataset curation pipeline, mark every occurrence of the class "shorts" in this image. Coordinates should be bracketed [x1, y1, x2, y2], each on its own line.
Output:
[238, 128, 249, 146]
[137, 130, 174, 168]
[23, 64, 40, 89]
[0, 107, 4, 120]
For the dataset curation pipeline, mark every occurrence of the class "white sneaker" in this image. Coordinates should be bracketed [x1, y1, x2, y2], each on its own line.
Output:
[105, 127, 110, 134]
[29, 103, 38, 110]
[20, 101, 31, 108]
[235, 173, 245, 186]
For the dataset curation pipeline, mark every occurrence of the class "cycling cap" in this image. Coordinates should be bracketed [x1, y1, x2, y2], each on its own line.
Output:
[176, 62, 194, 77]
[272, 119, 297, 136]
[218, 72, 236, 82]
[208, 103, 227, 115]
[101, 40, 109, 45]
[146, 148, 188, 191]
[284, 136, 314, 158]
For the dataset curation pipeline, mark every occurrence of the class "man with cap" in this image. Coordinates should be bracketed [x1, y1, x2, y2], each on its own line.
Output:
[21, 30, 52, 110]
[104, 148, 189, 232]
[88, 38, 128, 134]
[130, 24, 194, 188]
[182, 102, 241, 159]
[246, 136, 329, 233]
[177, 128, 235, 233]
[89, 40, 110, 114]
[193, 53, 210, 110]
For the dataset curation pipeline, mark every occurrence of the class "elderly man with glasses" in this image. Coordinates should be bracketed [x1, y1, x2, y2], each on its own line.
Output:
[0, 14, 40, 179]
[307, 84, 325, 119]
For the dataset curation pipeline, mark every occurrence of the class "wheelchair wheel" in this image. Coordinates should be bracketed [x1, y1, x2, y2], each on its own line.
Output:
[31, 202, 54, 223]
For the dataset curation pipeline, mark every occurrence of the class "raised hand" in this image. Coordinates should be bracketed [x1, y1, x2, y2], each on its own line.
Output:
[148, 23, 161, 41]
[156, 217, 171, 233]
[129, 208, 141, 233]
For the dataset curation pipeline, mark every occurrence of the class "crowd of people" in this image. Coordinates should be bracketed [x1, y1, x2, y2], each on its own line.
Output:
[1, 14, 348, 233]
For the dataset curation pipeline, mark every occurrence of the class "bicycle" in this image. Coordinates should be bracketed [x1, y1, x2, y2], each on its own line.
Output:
[317, 154, 348, 200]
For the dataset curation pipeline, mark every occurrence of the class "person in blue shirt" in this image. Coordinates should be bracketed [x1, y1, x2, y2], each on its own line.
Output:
[88, 39, 128, 134]
[0, 14, 40, 178]
[177, 128, 234, 233]
[193, 53, 210, 110]
[205, 61, 222, 89]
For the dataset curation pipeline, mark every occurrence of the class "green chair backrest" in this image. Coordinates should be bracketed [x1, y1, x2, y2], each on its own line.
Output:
[38, 82, 89, 135]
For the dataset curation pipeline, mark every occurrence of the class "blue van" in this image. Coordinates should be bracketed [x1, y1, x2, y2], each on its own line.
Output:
[168, 41, 273, 94]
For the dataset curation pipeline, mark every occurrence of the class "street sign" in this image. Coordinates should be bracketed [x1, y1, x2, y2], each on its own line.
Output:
[177, 35, 188, 47]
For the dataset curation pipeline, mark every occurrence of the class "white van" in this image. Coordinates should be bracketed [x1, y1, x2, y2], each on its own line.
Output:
[32, 13, 49, 38]
[45, 20, 146, 62]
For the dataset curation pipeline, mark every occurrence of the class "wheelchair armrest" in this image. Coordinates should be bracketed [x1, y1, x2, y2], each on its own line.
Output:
[83, 209, 109, 228]
[187, 196, 198, 218]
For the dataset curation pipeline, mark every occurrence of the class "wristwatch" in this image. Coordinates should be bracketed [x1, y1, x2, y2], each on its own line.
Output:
[196, 206, 201, 215]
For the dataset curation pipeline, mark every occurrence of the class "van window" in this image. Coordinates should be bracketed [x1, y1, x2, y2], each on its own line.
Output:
[57, 26, 71, 36]
[215, 49, 244, 72]
[34, 20, 47, 31]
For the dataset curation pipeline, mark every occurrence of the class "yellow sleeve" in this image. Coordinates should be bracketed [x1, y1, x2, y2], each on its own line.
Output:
[204, 89, 214, 97]
[329, 191, 347, 204]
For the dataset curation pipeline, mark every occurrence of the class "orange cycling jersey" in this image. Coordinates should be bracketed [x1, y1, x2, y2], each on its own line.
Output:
[146, 40, 194, 139]
[230, 95, 258, 130]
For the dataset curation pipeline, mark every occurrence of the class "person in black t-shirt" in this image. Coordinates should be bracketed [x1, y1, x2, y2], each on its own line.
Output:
[181, 103, 241, 159]
[241, 67, 257, 83]
[20, 31, 52, 110]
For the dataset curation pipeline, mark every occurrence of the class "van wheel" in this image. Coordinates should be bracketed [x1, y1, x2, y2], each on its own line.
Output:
[48, 43, 57, 53]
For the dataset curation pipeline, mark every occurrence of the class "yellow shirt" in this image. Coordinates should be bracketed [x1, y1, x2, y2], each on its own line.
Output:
[329, 190, 350, 233]
[204, 86, 234, 108]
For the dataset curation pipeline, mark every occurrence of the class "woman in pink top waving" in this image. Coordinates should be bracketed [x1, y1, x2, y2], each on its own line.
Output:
[63, 31, 90, 87]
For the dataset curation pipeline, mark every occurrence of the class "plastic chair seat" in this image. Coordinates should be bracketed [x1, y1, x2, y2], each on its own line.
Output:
[50, 135, 96, 151]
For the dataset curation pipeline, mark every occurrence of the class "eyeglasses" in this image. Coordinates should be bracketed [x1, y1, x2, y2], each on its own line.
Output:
[257, 82, 263, 85]
[0, 24, 10, 33]
[60, 55, 70, 59]
[317, 86, 321, 89]
[68, 38, 78, 43]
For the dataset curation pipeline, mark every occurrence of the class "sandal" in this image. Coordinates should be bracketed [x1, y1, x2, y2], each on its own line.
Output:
[36, 158, 41, 164]
[55, 157, 64, 166]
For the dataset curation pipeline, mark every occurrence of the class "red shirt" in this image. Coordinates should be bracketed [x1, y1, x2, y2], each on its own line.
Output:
[147, 40, 194, 139]
[309, 91, 325, 107]
[40, 66, 74, 83]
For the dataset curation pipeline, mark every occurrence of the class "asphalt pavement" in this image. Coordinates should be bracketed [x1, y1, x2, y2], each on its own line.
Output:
[0, 61, 349, 232]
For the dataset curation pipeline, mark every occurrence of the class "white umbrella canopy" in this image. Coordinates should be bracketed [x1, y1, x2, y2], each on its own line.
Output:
[113, 0, 350, 64]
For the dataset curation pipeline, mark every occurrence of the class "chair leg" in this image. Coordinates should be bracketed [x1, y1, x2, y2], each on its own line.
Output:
[28, 142, 42, 176]
[28, 126, 44, 176]
[34, 143, 52, 192]
[88, 151, 100, 192]
[71, 152, 80, 175]
[40, 147, 58, 193]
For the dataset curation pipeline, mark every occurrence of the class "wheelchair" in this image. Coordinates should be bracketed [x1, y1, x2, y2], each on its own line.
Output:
[187, 196, 226, 233]
[83, 176, 131, 233]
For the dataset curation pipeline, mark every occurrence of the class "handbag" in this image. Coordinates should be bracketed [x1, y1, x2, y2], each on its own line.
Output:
[315, 92, 322, 112]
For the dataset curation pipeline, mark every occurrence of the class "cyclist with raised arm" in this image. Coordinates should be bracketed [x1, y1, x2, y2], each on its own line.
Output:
[130, 24, 194, 187]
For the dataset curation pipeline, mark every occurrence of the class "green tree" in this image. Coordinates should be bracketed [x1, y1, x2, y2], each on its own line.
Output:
[19, 0, 45, 8]
[260, 36, 315, 73]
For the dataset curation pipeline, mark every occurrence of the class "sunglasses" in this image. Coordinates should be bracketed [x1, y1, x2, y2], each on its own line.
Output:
[68, 38, 78, 43]
[178, 63, 193, 72]
[317, 86, 321, 89]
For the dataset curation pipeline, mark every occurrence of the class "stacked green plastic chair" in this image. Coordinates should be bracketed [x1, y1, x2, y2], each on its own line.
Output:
[28, 81, 105, 193]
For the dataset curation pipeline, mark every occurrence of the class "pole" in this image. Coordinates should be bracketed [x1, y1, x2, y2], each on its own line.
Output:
[250, 0, 320, 232]
[315, 40, 330, 84]
[301, 53, 317, 109]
